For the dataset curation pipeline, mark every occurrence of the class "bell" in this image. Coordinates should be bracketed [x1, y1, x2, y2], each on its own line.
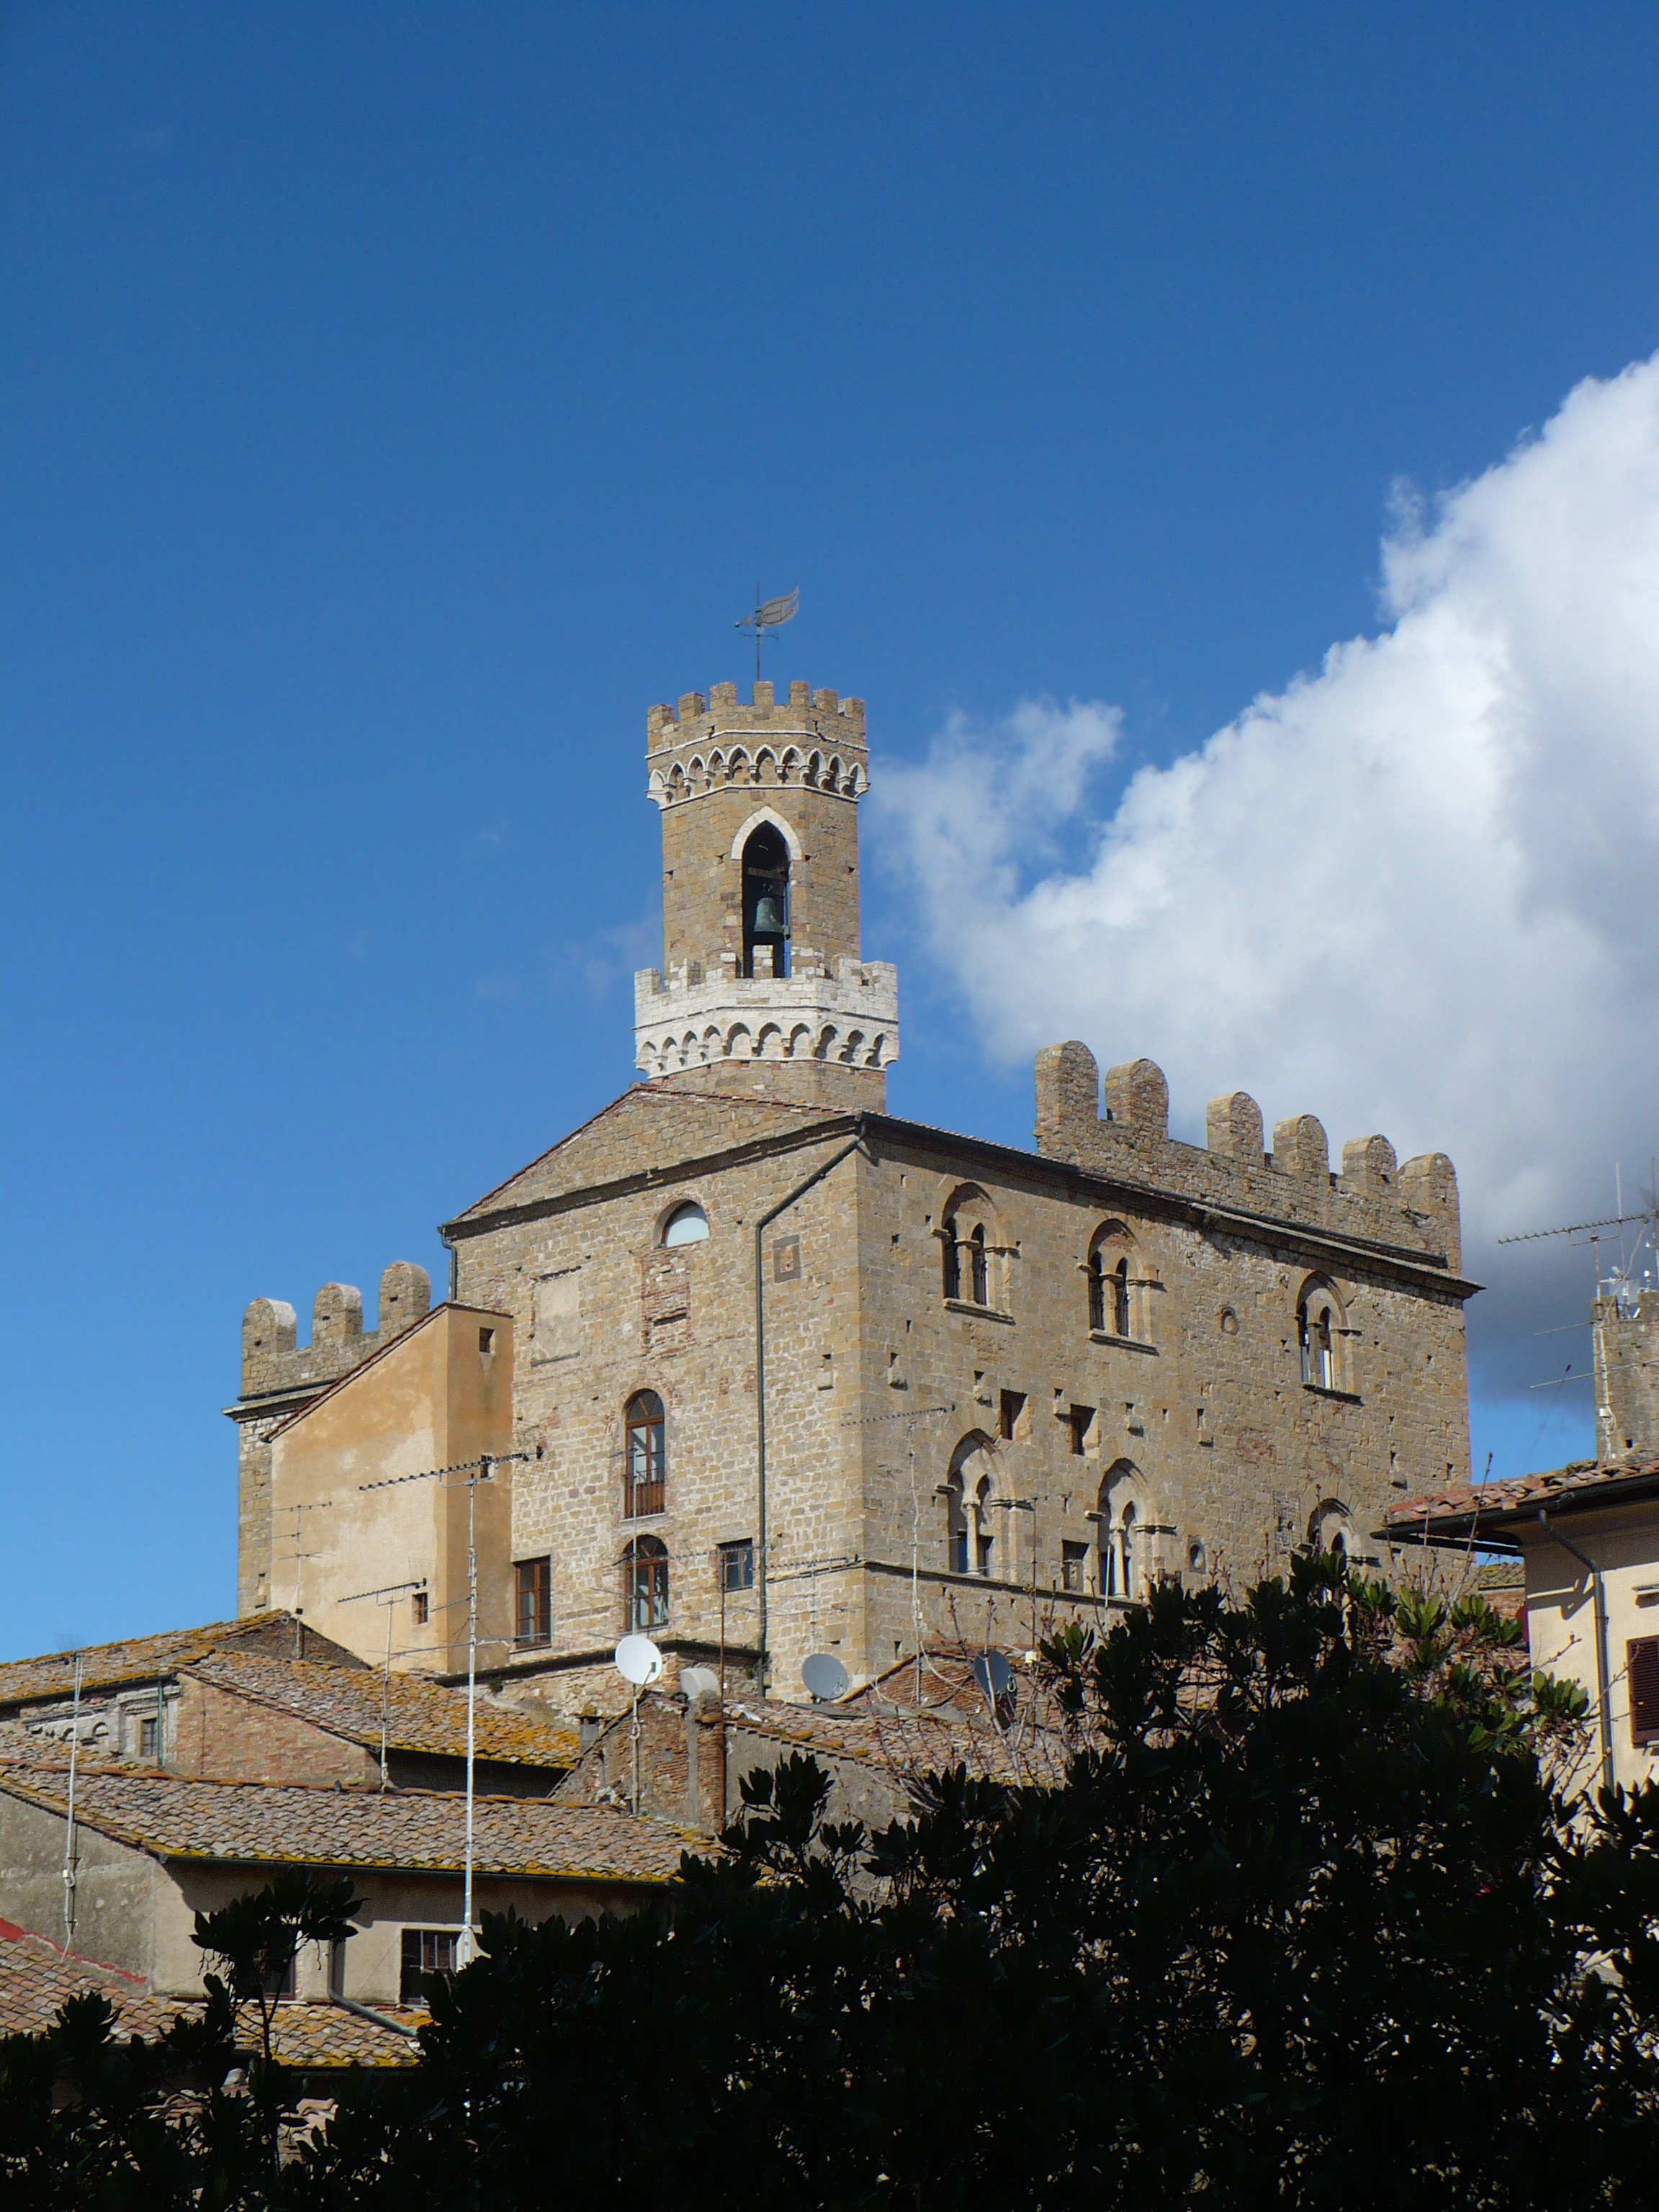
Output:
[751, 890, 786, 934]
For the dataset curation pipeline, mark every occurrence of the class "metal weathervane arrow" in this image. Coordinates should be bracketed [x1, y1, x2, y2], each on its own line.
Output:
[736, 585, 799, 683]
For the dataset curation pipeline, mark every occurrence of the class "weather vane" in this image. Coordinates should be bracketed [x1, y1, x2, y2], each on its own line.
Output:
[736, 585, 799, 684]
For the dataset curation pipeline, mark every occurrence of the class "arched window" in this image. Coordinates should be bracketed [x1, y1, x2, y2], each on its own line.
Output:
[624, 1391, 665, 1518]
[742, 823, 790, 979]
[624, 1535, 669, 1630]
[1296, 1278, 1347, 1392]
[1086, 1223, 1142, 1341]
[1308, 1501, 1352, 1560]
[662, 1202, 709, 1247]
[1098, 1462, 1147, 1600]
[939, 1186, 1003, 1311]
[943, 1434, 998, 1577]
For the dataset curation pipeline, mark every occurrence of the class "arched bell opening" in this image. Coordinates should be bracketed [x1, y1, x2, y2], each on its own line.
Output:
[742, 823, 791, 979]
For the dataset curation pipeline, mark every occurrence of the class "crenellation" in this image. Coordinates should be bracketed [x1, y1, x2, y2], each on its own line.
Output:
[310, 1282, 363, 1346]
[1034, 1041, 1462, 1268]
[1273, 1115, 1330, 1183]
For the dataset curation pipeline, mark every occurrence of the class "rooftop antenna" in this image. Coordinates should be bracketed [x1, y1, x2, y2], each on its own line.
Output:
[614, 1634, 664, 1814]
[337, 1578, 428, 1790]
[1497, 1172, 1659, 1460]
[735, 585, 799, 685]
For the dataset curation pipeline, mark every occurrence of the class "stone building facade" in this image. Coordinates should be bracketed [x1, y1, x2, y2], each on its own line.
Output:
[232, 677, 1477, 1714]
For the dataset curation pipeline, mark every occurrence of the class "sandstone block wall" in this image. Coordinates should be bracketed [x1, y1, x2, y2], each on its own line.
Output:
[1597, 1295, 1659, 1457]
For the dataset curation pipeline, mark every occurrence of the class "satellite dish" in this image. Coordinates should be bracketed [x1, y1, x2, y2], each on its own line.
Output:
[680, 1665, 720, 1704]
[972, 1651, 1015, 1701]
[801, 1652, 849, 1703]
[614, 1635, 664, 1688]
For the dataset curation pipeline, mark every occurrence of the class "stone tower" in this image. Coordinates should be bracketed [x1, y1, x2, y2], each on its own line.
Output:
[632, 678, 899, 1107]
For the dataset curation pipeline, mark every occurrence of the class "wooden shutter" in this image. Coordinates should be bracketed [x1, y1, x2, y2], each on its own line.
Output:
[1627, 1637, 1659, 1748]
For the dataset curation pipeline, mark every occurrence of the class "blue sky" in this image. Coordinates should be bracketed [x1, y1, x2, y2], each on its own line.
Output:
[6, 4, 1657, 1655]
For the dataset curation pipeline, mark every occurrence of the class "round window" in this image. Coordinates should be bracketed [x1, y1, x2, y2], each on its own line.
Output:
[662, 1202, 709, 1247]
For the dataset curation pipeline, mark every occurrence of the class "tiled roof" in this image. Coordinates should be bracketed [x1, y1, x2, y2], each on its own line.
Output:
[729, 1673, 1063, 1789]
[0, 1920, 418, 2066]
[0, 1758, 702, 1883]
[0, 1613, 363, 1710]
[1385, 1455, 1659, 1541]
[186, 1652, 578, 1768]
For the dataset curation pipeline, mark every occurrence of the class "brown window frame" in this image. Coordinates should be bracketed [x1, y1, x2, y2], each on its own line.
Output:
[1629, 1636, 1659, 1748]
[400, 1928, 458, 2005]
[624, 1534, 670, 1631]
[624, 1390, 667, 1519]
[516, 1555, 552, 1648]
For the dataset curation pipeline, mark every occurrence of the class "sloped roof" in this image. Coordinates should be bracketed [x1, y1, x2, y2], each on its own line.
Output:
[0, 1919, 418, 2065]
[1385, 1455, 1659, 1546]
[187, 1651, 578, 1768]
[727, 1696, 1057, 1789]
[0, 1758, 702, 1883]
[0, 1614, 364, 1711]
[444, 1082, 853, 1228]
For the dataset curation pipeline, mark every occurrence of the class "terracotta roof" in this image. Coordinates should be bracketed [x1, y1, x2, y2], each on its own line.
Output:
[0, 1758, 702, 1883]
[0, 1614, 364, 1711]
[186, 1651, 578, 1768]
[1385, 1456, 1659, 1545]
[0, 1920, 418, 2066]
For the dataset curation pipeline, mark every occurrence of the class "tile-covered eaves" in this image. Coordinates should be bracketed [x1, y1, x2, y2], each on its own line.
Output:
[0, 1758, 703, 1883]
[186, 1652, 579, 1768]
[0, 1613, 362, 1712]
[0, 1919, 418, 2065]
[1385, 1454, 1659, 1542]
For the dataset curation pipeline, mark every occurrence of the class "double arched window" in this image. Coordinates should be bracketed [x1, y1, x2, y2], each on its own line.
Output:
[624, 1535, 669, 1630]
[1098, 1461, 1147, 1600]
[940, 1187, 1003, 1311]
[1297, 1277, 1349, 1394]
[624, 1391, 665, 1518]
[1086, 1223, 1142, 1341]
[943, 1433, 998, 1577]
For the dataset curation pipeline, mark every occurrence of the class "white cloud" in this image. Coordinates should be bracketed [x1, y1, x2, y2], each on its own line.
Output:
[875, 356, 1659, 1394]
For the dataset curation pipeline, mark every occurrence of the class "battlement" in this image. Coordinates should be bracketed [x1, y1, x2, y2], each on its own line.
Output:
[1034, 1040, 1462, 1271]
[645, 683, 867, 808]
[634, 958, 899, 1084]
[239, 1261, 431, 1401]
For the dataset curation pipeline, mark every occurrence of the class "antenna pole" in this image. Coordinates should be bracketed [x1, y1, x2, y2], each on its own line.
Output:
[460, 1460, 483, 1966]
[61, 1652, 81, 1951]
[631, 1682, 641, 1815]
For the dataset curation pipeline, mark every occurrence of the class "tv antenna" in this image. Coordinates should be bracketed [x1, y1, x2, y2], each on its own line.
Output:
[735, 585, 799, 684]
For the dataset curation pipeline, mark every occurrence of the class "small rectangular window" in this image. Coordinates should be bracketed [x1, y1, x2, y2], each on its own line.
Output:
[139, 1717, 158, 1758]
[1066, 1406, 1094, 1457]
[1629, 1637, 1659, 1747]
[1061, 1540, 1089, 1593]
[719, 1538, 755, 1592]
[262, 1955, 297, 2002]
[412, 1590, 429, 1627]
[998, 1390, 1026, 1442]
[400, 1928, 458, 2005]
[328, 1936, 349, 2000]
[479, 1326, 495, 1354]
[516, 1556, 552, 1647]
[976, 1532, 994, 1577]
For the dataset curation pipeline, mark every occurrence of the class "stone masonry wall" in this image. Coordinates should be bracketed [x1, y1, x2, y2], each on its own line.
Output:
[1597, 1294, 1659, 1457]
[647, 681, 868, 979]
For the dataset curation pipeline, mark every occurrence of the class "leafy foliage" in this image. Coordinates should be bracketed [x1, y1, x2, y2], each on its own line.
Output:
[4, 1560, 1655, 2208]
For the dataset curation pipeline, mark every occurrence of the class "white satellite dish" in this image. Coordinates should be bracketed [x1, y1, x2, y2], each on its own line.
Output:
[801, 1652, 849, 1703]
[680, 1664, 720, 1704]
[614, 1634, 664, 1687]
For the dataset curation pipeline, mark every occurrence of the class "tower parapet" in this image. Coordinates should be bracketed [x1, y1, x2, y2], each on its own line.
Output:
[637, 680, 896, 1107]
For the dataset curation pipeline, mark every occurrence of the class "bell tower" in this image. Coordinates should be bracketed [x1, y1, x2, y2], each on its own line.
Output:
[634, 679, 899, 1107]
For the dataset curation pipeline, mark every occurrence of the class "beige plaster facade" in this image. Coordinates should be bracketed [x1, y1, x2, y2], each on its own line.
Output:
[265, 1302, 514, 1674]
